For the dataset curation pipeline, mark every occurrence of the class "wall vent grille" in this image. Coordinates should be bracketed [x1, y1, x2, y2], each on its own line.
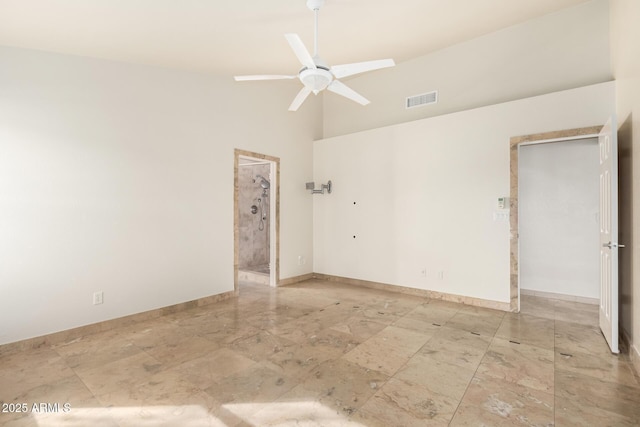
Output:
[406, 91, 438, 109]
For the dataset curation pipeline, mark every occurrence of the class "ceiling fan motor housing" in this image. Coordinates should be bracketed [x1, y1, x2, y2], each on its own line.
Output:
[300, 67, 332, 92]
[306, 0, 325, 11]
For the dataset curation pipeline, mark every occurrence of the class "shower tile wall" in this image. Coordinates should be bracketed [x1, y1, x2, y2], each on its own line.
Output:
[239, 164, 270, 271]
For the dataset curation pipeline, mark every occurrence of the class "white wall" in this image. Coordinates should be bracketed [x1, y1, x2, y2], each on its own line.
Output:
[519, 139, 600, 299]
[314, 82, 614, 304]
[610, 0, 640, 365]
[0, 46, 321, 345]
[323, 0, 611, 138]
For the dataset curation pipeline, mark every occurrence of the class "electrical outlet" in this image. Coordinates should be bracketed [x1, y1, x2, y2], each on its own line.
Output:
[438, 271, 445, 280]
[93, 291, 104, 305]
[298, 255, 306, 265]
[421, 268, 427, 277]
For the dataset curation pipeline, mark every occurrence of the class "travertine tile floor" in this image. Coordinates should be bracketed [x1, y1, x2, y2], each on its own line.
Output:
[1, 279, 639, 426]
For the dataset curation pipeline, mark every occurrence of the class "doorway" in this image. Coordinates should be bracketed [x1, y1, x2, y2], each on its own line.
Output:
[234, 149, 279, 292]
[518, 138, 599, 301]
[509, 125, 602, 312]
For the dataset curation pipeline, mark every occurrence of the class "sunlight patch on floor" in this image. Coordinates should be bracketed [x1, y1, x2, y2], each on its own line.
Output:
[31, 404, 225, 426]
[28, 402, 366, 426]
[223, 401, 366, 426]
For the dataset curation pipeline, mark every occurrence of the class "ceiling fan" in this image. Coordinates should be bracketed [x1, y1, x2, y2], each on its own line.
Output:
[234, 0, 395, 111]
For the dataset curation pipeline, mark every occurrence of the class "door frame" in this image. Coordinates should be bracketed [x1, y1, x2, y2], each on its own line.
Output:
[234, 149, 280, 292]
[509, 125, 602, 312]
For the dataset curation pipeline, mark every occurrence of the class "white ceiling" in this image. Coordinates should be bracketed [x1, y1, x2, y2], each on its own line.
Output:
[0, 0, 591, 76]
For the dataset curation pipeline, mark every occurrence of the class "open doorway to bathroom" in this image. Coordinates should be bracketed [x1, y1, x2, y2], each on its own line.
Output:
[234, 149, 279, 291]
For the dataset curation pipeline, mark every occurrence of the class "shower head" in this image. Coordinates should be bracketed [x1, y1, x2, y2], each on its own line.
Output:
[256, 175, 270, 189]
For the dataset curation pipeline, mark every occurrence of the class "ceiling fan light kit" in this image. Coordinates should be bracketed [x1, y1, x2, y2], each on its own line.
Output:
[234, 0, 395, 111]
[300, 67, 332, 93]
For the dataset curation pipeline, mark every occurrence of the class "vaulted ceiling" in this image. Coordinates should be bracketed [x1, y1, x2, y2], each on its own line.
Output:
[0, 0, 592, 76]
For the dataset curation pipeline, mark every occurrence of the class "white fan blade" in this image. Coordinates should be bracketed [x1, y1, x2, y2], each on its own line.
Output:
[285, 33, 316, 70]
[327, 80, 370, 106]
[234, 75, 297, 81]
[289, 86, 312, 111]
[331, 59, 395, 79]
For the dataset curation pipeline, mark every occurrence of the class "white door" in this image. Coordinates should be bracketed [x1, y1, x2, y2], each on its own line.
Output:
[599, 117, 620, 354]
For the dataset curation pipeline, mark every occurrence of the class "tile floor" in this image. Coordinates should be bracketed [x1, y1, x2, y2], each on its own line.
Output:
[1, 279, 639, 426]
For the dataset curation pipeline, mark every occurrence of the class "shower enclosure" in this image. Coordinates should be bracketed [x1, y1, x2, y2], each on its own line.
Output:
[238, 160, 271, 285]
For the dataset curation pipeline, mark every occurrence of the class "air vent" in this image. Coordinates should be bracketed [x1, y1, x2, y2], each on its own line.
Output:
[406, 91, 438, 109]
